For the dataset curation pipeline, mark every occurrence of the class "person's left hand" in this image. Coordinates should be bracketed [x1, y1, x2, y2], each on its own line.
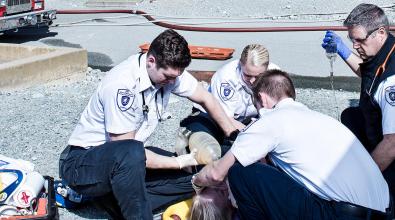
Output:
[191, 174, 204, 194]
[232, 119, 245, 131]
[175, 149, 198, 169]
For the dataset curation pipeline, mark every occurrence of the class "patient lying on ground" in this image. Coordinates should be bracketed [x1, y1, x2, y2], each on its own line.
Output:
[190, 181, 239, 220]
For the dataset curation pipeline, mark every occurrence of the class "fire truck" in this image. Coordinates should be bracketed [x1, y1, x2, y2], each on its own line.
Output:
[0, 0, 56, 33]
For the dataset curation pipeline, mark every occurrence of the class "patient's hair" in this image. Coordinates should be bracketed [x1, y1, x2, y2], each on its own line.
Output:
[190, 187, 232, 220]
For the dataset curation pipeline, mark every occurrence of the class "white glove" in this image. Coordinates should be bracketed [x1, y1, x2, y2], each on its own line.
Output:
[175, 149, 198, 169]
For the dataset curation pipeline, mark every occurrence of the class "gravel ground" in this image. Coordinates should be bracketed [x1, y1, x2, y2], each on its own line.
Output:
[1, 0, 379, 219]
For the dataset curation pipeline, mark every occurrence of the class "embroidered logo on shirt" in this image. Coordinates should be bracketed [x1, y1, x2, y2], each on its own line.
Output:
[117, 89, 135, 111]
[220, 83, 235, 101]
[385, 86, 395, 106]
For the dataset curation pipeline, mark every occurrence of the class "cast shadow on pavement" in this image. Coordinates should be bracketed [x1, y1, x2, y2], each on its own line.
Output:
[40, 38, 115, 72]
[0, 26, 58, 43]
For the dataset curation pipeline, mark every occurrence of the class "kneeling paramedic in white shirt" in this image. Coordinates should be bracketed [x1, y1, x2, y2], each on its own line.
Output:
[59, 29, 238, 220]
[193, 69, 393, 220]
[181, 44, 279, 153]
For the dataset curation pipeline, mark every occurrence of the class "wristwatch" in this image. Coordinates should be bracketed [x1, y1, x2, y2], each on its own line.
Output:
[229, 129, 240, 140]
[191, 174, 203, 193]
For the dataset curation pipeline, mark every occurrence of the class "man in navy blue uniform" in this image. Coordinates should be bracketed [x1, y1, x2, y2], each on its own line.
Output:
[322, 3, 395, 195]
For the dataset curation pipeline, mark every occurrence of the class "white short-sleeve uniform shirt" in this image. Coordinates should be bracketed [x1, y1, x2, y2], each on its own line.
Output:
[68, 53, 198, 147]
[231, 98, 389, 212]
[374, 74, 395, 135]
[209, 60, 280, 121]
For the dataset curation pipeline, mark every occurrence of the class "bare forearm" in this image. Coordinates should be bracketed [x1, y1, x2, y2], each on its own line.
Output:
[371, 134, 395, 171]
[194, 151, 236, 187]
[344, 53, 363, 77]
[109, 132, 180, 169]
[203, 96, 237, 136]
[189, 85, 237, 137]
[145, 149, 179, 169]
[230, 117, 246, 130]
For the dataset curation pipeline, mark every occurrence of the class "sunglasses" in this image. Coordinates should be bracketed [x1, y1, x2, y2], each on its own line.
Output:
[347, 27, 381, 45]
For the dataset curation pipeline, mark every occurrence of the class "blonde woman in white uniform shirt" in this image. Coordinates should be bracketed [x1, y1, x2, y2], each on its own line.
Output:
[181, 44, 279, 150]
[209, 44, 279, 124]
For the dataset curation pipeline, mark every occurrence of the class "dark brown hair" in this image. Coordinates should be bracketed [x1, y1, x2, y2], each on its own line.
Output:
[147, 29, 191, 70]
[252, 69, 296, 102]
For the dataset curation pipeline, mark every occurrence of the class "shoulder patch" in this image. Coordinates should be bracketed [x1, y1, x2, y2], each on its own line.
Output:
[220, 83, 235, 101]
[117, 89, 135, 111]
[385, 86, 395, 106]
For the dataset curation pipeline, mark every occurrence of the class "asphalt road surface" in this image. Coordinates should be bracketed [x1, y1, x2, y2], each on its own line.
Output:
[1, 0, 393, 77]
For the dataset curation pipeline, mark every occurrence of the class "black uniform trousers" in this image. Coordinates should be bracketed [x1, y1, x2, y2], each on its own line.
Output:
[341, 107, 395, 195]
[59, 139, 194, 220]
[228, 162, 393, 220]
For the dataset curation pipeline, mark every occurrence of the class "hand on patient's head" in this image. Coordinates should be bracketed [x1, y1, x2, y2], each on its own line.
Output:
[175, 149, 198, 169]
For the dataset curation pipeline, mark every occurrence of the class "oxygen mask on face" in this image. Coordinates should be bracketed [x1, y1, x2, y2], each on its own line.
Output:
[188, 132, 221, 164]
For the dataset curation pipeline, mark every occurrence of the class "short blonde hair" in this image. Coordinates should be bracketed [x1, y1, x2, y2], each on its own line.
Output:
[240, 44, 269, 67]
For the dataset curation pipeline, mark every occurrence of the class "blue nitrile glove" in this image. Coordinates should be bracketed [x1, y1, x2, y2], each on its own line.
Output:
[322, 30, 351, 60]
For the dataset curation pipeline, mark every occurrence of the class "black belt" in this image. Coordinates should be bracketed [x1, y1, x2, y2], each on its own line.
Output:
[332, 197, 393, 220]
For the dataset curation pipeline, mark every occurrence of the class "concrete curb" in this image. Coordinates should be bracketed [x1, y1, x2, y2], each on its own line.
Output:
[189, 70, 361, 92]
[0, 43, 88, 91]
